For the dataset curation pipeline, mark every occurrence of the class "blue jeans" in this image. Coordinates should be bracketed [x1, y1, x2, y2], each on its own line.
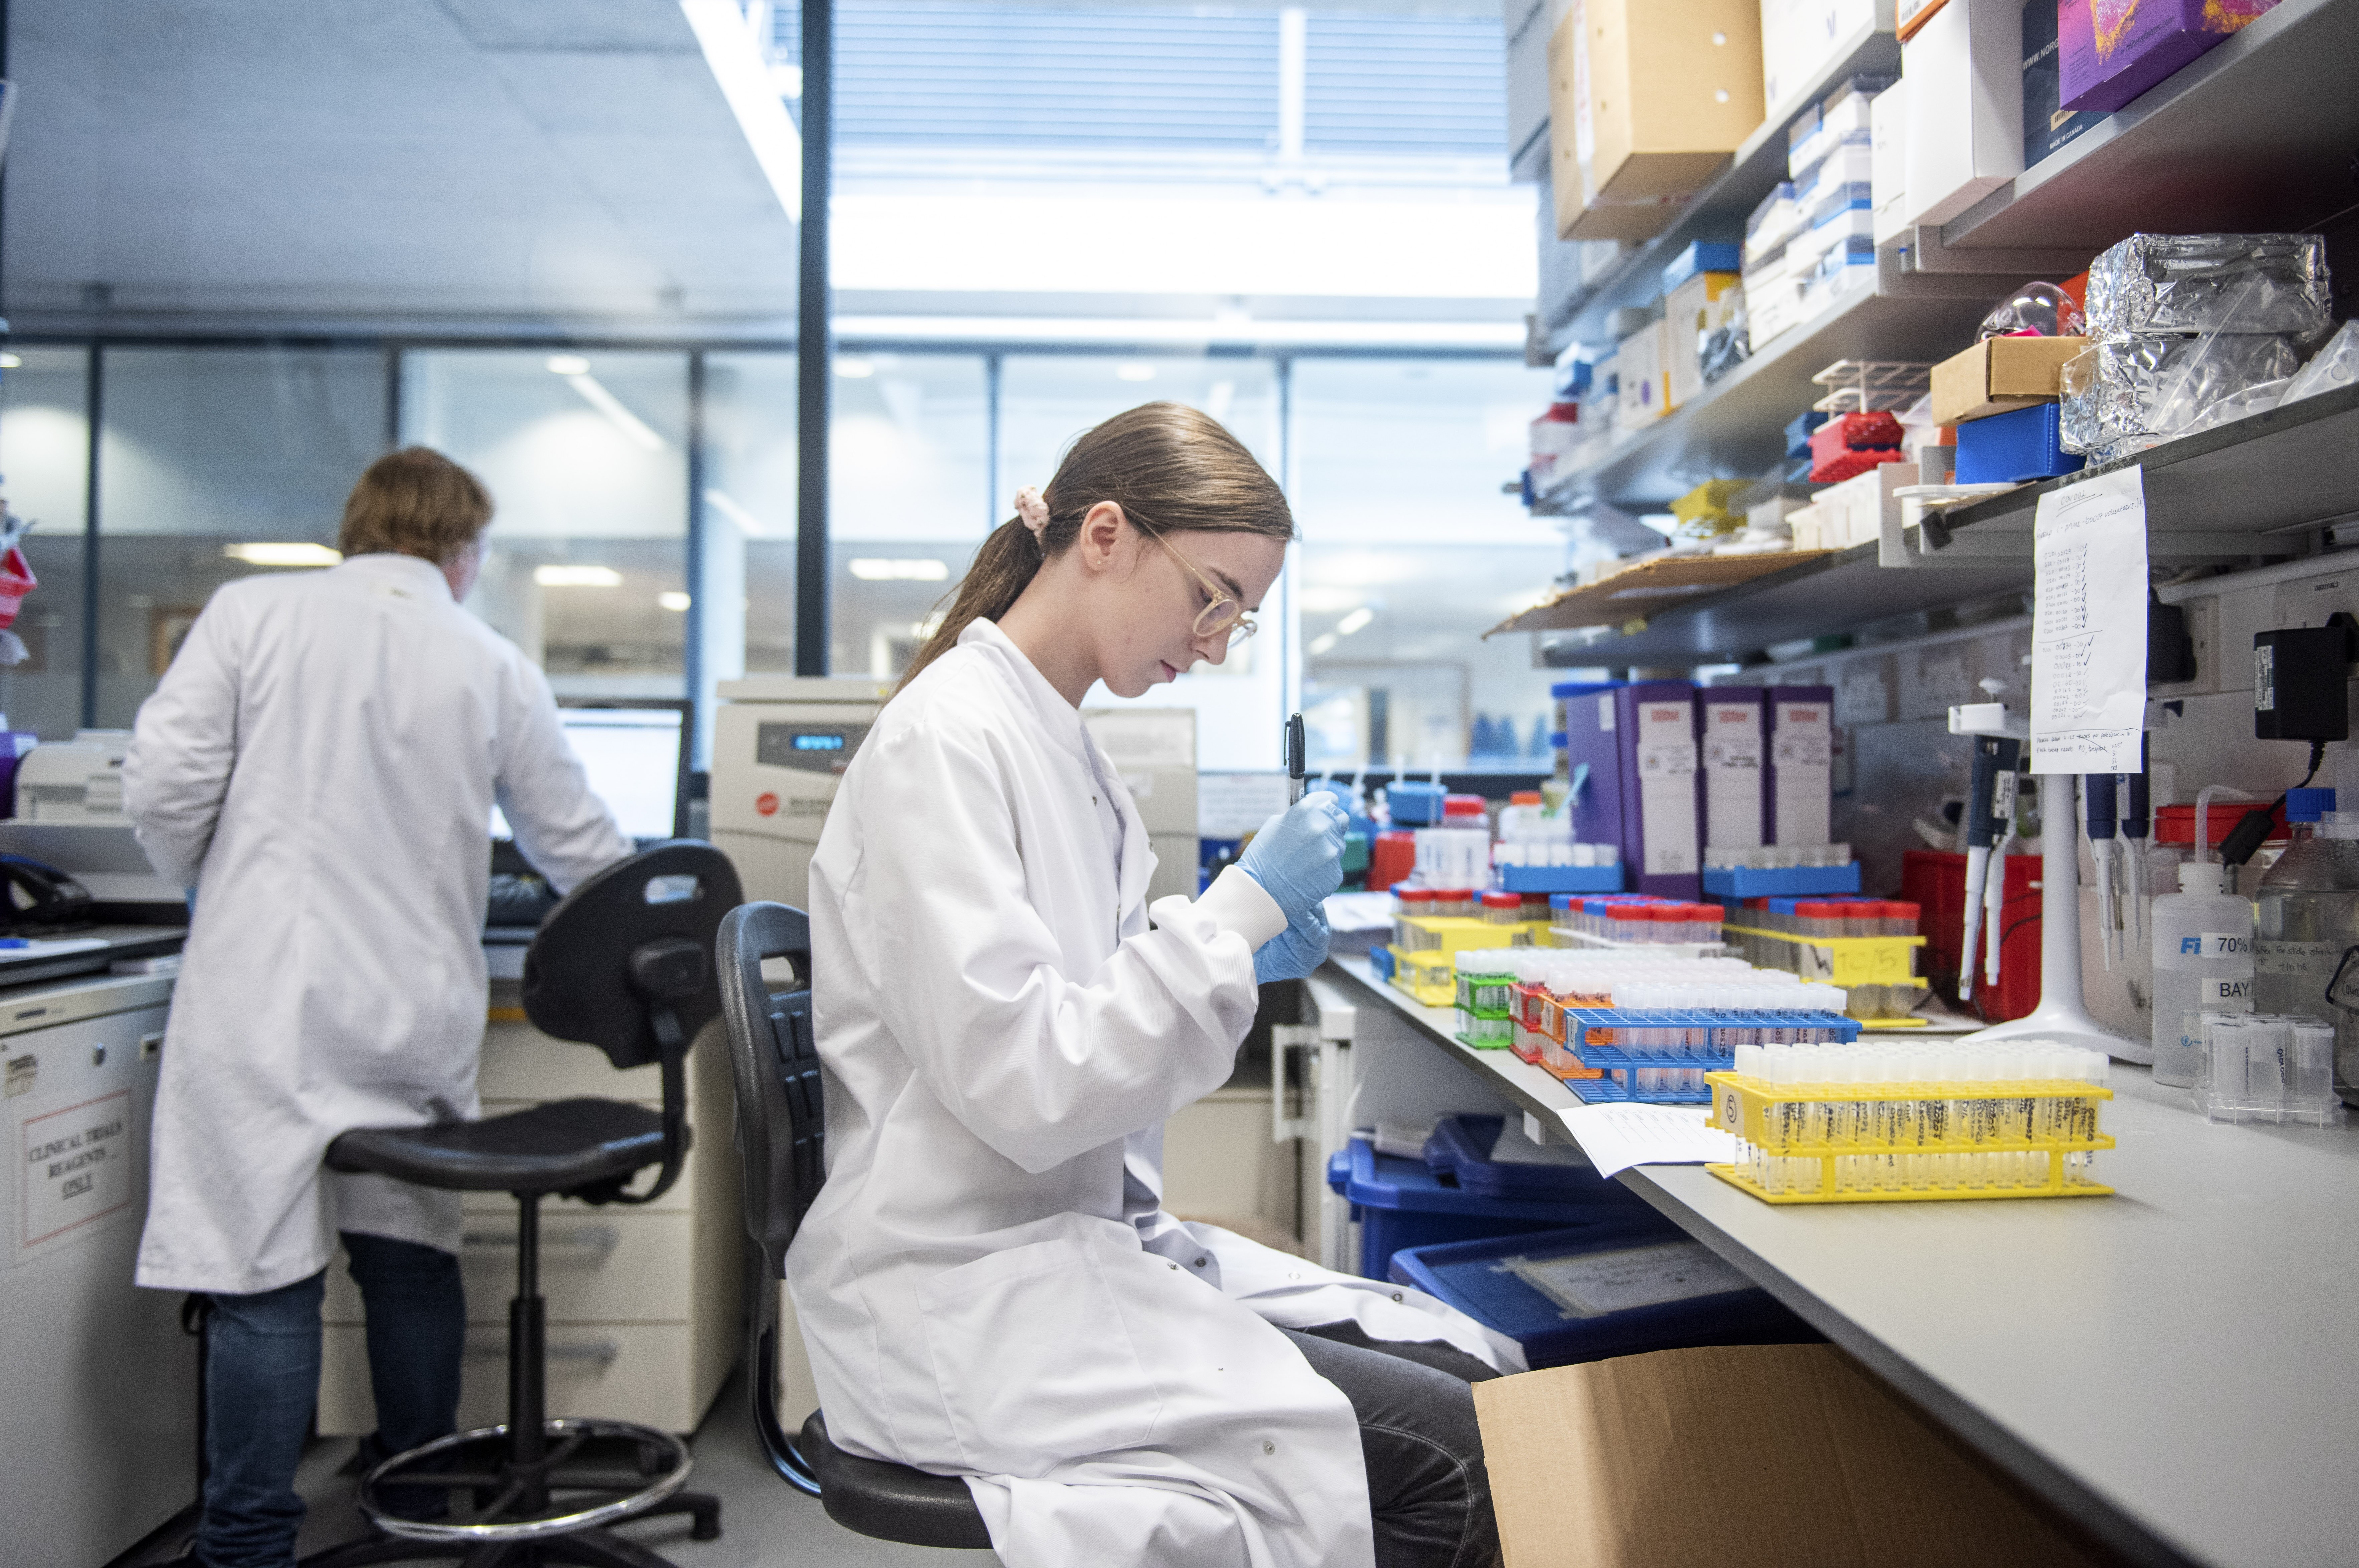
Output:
[196, 1231, 465, 1568]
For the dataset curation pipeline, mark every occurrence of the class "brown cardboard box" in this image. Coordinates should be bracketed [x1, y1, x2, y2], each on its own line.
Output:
[1930, 335, 2088, 425]
[1476, 1344, 2106, 1568]
[1548, 0, 1765, 243]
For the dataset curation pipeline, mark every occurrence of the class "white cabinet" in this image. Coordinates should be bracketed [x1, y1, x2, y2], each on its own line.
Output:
[317, 986, 742, 1436]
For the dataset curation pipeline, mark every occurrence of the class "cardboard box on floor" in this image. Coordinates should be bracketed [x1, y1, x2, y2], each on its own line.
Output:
[1477, 1344, 2106, 1568]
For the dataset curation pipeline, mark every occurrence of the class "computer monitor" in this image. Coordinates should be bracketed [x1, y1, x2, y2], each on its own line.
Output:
[491, 699, 691, 844]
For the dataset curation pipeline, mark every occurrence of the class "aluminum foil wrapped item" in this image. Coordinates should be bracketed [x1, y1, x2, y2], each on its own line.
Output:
[2059, 332, 2303, 457]
[2086, 233, 2330, 342]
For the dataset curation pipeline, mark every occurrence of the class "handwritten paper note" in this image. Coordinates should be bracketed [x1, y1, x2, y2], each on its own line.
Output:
[2030, 466, 2149, 775]
[1556, 1103, 1737, 1179]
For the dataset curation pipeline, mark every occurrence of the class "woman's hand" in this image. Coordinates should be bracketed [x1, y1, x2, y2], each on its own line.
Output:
[1254, 902, 1329, 985]
[1237, 794, 1349, 925]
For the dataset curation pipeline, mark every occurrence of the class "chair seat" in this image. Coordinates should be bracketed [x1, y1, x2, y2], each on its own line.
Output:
[799, 1411, 992, 1550]
[326, 1098, 673, 1195]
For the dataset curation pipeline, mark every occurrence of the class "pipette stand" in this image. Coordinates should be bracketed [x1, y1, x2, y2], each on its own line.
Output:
[1947, 703, 2147, 1062]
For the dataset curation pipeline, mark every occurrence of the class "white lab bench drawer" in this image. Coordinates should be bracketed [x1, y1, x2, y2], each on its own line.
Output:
[474, 1012, 665, 1101]
[324, 1209, 695, 1327]
[319, 1322, 706, 1436]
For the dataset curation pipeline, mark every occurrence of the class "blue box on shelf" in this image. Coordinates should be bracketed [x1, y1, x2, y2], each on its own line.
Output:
[1499, 864, 1624, 894]
[1386, 1224, 1818, 1369]
[1955, 402, 2085, 485]
[1700, 862, 1863, 897]
[1660, 240, 1740, 294]
[1325, 1138, 1639, 1281]
[1783, 410, 1828, 458]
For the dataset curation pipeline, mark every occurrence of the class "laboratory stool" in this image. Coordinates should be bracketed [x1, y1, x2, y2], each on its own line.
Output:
[299, 843, 742, 1568]
[716, 900, 994, 1550]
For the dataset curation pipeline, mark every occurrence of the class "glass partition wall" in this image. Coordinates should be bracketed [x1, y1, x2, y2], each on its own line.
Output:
[5, 339, 1557, 773]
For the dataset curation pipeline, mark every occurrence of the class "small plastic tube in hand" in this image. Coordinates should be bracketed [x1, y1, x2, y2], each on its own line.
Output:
[1238, 794, 1350, 924]
[1255, 902, 1330, 985]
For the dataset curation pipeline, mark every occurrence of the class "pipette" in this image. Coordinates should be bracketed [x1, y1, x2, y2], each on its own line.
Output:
[2085, 773, 2119, 969]
[2121, 738, 2150, 945]
[1957, 719, 2022, 1002]
[1981, 759, 2019, 990]
[1283, 712, 1307, 804]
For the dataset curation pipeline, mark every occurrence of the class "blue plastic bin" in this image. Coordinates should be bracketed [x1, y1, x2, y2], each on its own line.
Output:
[1387, 1225, 1819, 1368]
[1421, 1114, 1651, 1207]
[1701, 862, 1862, 897]
[1325, 1139, 1637, 1281]
[1955, 402, 2085, 484]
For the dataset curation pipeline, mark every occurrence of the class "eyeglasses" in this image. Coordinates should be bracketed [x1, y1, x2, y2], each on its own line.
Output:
[1146, 528, 1258, 645]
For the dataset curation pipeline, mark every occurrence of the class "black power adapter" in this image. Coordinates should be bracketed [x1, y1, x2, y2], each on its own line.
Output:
[2221, 616, 2357, 866]
[2255, 623, 2354, 742]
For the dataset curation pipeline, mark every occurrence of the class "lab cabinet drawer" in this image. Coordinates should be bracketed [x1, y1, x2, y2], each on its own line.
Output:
[324, 1210, 695, 1327]
[318, 1322, 706, 1436]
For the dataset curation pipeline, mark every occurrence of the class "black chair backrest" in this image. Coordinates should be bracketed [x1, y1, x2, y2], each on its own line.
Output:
[524, 842, 743, 1071]
[716, 900, 825, 1490]
[521, 842, 743, 1206]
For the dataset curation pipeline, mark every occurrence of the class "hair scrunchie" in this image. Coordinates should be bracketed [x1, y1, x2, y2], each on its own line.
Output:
[1013, 486, 1049, 543]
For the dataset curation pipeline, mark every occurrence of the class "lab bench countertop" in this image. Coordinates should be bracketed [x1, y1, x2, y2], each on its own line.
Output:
[1321, 952, 2359, 1568]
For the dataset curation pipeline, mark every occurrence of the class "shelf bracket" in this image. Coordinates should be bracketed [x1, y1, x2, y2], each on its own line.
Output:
[1879, 503, 2031, 568]
[1900, 224, 2097, 279]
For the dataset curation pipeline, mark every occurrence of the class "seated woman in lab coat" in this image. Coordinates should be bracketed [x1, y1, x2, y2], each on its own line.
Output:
[793, 401, 1524, 1568]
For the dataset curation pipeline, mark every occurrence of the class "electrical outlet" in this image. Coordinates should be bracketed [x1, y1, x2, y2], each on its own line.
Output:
[1900, 654, 1969, 720]
[1835, 662, 1891, 726]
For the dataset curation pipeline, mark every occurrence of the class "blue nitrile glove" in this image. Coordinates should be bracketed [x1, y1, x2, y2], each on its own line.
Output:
[1255, 901, 1330, 985]
[1237, 794, 1351, 925]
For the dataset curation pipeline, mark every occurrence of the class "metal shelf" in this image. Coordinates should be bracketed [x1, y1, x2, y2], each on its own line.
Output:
[1524, 383, 2359, 664]
[1543, 22, 1903, 356]
[1531, 543, 2031, 666]
[1934, 381, 2359, 560]
[1941, 0, 2359, 254]
[1533, 261, 1998, 511]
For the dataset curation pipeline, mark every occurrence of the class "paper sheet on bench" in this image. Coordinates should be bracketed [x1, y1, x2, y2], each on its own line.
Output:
[1557, 1103, 1737, 1179]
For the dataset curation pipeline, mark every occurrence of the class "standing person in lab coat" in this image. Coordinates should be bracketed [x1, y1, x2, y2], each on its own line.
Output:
[125, 448, 632, 1568]
[796, 401, 1522, 1568]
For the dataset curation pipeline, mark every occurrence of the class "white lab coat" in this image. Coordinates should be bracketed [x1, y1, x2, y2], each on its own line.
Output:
[126, 553, 630, 1297]
[791, 619, 1521, 1568]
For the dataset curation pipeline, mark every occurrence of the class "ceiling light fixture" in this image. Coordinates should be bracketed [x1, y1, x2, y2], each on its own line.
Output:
[1308, 632, 1341, 656]
[0, 354, 22, 370]
[546, 354, 591, 376]
[560, 372, 666, 452]
[1115, 363, 1157, 382]
[1333, 606, 1375, 637]
[848, 558, 949, 581]
[702, 488, 778, 537]
[658, 591, 692, 612]
[534, 565, 626, 588]
[835, 358, 876, 379]
[223, 542, 343, 568]
[679, 0, 805, 223]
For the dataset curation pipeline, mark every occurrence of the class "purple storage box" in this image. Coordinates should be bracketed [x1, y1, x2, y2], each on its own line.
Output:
[2058, 0, 2278, 113]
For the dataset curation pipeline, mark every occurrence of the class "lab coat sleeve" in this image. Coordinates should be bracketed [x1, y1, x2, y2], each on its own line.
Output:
[491, 660, 632, 895]
[124, 594, 246, 889]
[842, 721, 1279, 1175]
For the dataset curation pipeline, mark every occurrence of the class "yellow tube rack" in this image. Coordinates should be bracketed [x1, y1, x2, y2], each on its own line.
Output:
[1703, 1070, 2115, 1204]
[1720, 925, 1926, 987]
[1386, 947, 1458, 1007]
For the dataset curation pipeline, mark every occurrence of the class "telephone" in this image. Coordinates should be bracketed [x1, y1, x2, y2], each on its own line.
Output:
[0, 854, 94, 932]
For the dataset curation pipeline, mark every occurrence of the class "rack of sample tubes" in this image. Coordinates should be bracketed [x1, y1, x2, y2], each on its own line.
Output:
[1715, 897, 1927, 1023]
[1705, 1040, 2116, 1204]
[2190, 1012, 2347, 1127]
[1466, 952, 1859, 1105]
